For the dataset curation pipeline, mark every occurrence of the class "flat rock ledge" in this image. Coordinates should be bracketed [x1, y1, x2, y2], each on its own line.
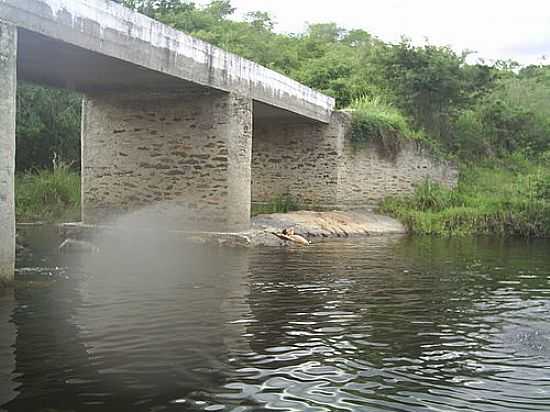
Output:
[250, 210, 406, 246]
[56, 210, 406, 249]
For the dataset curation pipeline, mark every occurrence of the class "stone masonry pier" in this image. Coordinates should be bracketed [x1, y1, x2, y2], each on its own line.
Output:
[82, 90, 252, 231]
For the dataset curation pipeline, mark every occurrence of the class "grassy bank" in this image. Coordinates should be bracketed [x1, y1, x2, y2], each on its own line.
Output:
[16, 166, 80, 223]
[380, 154, 550, 237]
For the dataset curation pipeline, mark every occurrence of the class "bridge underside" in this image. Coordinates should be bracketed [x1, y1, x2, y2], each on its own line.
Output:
[17, 28, 309, 123]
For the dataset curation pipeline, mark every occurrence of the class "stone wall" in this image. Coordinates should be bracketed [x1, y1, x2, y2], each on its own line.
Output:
[82, 90, 252, 231]
[0, 21, 16, 285]
[338, 138, 459, 208]
[251, 111, 458, 210]
[252, 112, 346, 209]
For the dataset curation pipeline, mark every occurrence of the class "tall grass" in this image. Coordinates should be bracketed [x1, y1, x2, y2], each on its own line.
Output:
[16, 165, 80, 223]
[348, 96, 435, 159]
[251, 194, 300, 216]
[380, 154, 550, 237]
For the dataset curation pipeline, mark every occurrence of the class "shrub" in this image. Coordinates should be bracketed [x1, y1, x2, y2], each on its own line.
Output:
[380, 157, 550, 238]
[349, 96, 424, 160]
[16, 164, 81, 222]
[251, 194, 300, 216]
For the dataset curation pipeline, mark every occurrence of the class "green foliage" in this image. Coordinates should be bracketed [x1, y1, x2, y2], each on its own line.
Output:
[15, 164, 81, 222]
[349, 96, 415, 159]
[451, 96, 550, 159]
[16, 83, 81, 172]
[366, 39, 495, 142]
[251, 194, 300, 216]
[411, 180, 462, 211]
[349, 96, 441, 160]
[381, 156, 550, 237]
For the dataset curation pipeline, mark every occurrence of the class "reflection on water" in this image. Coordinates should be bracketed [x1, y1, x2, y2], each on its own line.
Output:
[0, 289, 16, 405]
[1, 229, 550, 411]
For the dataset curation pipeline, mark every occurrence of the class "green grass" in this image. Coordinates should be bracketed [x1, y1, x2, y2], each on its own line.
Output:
[348, 96, 438, 160]
[380, 153, 550, 237]
[16, 165, 80, 223]
[251, 194, 301, 216]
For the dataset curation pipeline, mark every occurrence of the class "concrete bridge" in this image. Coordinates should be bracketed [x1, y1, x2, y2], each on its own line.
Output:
[0, 0, 346, 284]
[0, 0, 458, 285]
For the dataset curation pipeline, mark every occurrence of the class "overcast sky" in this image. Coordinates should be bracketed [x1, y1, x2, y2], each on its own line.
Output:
[195, 0, 550, 65]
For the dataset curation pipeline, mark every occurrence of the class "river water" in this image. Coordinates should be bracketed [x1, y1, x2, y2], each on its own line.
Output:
[1, 227, 549, 411]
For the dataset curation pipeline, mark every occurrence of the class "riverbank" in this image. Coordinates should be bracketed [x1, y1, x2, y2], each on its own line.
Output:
[380, 155, 550, 237]
[14, 155, 550, 240]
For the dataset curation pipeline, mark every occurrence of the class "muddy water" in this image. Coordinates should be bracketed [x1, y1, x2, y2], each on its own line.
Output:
[1, 227, 549, 411]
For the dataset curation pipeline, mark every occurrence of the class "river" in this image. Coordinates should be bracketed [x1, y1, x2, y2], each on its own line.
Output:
[1, 226, 549, 411]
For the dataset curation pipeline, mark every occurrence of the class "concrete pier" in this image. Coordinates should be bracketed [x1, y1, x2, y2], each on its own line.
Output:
[0, 21, 16, 285]
[82, 90, 253, 231]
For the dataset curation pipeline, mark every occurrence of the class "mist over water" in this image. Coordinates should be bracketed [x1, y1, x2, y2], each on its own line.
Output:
[2, 229, 550, 411]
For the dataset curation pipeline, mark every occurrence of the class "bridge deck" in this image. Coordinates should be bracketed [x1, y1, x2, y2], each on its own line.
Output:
[0, 0, 334, 123]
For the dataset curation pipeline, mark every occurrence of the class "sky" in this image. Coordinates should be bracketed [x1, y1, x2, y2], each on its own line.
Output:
[195, 0, 550, 66]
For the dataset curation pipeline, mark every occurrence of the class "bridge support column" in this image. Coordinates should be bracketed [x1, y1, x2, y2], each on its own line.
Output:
[252, 112, 348, 209]
[82, 90, 252, 232]
[0, 21, 16, 286]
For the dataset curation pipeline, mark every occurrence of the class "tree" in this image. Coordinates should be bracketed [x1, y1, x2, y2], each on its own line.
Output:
[366, 39, 495, 143]
[16, 84, 81, 171]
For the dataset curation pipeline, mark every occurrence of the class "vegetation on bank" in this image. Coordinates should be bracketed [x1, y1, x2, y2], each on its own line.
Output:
[251, 194, 301, 216]
[17, 85, 81, 172]
[13, 0, 550, 235]
[380, 154, 550, 237]
[15, 165, 80, 223]
[348, 96, 437, 160]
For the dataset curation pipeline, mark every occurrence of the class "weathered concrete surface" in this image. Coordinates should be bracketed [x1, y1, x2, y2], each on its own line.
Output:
[0, 21, 16, 286]
[0, 0, 334, 123]
[82, 90, 253, 231]
[252, 112, 347, 209]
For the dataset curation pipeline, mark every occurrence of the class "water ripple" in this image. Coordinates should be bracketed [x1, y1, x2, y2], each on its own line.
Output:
[1, 235, 550, 411]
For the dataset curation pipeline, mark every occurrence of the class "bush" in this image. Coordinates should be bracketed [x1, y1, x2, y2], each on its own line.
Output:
[349, 96, 426, 160]
[251, 194, 301, 216]
[534, 174, 550, 200]
[451, 110, 491, 158]
[16, 165, 81, 222]
[17, 83, 81, 172]
[412, 180, 462, 211]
